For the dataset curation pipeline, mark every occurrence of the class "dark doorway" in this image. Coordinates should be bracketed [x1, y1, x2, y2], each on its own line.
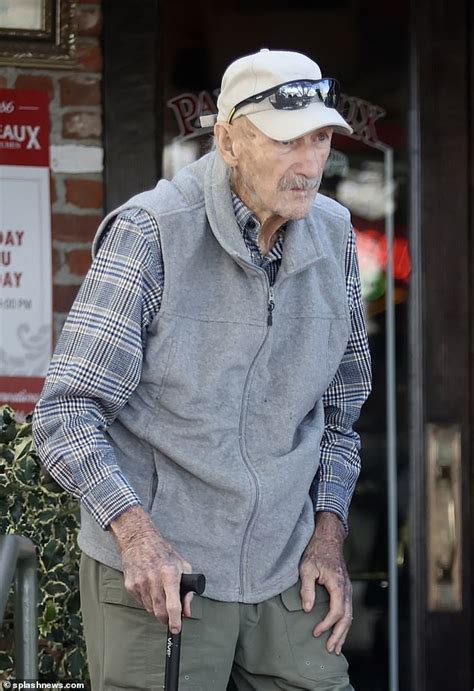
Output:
[102, 1, 473, 688]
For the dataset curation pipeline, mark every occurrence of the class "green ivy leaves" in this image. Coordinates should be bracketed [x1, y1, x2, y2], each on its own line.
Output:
[0, 405, 87, 684]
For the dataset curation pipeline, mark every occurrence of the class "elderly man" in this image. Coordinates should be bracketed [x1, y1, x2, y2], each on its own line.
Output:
[33, 49, 371, 690]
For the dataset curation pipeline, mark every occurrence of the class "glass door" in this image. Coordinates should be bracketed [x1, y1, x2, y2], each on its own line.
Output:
[160, 2, 411, 688]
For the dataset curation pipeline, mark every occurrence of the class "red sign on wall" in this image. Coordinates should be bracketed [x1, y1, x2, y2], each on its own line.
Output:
[0, 89, 52, 418]
[0, 89, 50, 167]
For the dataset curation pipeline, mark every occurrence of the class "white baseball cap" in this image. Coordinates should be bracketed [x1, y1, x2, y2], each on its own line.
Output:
[200, 49, 352, 140]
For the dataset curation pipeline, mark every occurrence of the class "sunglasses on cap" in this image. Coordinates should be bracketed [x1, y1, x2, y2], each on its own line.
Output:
[227, 78, 340, 124]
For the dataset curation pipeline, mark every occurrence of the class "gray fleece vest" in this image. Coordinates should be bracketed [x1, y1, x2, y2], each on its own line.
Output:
[78, 151, 351, 603]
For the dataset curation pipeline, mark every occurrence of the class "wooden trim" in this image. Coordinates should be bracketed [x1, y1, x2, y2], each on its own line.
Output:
[0, 0, 76, 69]
[408, 3, 426, 687]
[469, 0, 474, 682]
[411, 0, 472, 688]
[102, 0, 162, 212]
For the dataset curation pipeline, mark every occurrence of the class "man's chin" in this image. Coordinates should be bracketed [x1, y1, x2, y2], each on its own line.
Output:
[281, 201, 316, 221]
[277, 190, 318, 220]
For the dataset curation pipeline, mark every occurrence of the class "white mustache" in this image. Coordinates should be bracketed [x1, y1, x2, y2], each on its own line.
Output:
[278, 174, 321, 191]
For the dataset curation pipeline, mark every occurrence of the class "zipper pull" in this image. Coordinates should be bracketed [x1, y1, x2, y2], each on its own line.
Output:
[267, 287, 275, 326]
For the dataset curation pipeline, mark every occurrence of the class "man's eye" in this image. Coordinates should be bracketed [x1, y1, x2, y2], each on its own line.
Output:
[280, 140, 292, 146]
[317, 130, 332, 143]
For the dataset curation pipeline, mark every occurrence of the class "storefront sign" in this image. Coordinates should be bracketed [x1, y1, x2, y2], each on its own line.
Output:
[167, 90, 386, 147]
[0, 88, 52, 416]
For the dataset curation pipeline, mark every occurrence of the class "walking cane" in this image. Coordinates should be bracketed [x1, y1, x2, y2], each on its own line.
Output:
[164, 573, 206, 691]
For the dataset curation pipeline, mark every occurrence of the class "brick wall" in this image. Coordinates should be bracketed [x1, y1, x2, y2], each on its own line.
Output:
[1, 0, 103, 343]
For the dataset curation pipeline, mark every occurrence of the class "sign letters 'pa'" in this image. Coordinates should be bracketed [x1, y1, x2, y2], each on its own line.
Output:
[0, 89, 52, 416]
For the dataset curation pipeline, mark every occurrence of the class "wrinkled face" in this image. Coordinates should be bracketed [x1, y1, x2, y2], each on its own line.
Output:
[228, 118, 333, 221]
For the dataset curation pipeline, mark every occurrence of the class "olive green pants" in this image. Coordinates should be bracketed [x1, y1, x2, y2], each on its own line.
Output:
[79, 553, 353, 691]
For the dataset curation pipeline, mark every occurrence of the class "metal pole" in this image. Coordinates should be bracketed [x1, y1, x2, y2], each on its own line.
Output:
[383, 145, 399, 691]
[15, 545, 38, 679]
[0, 537, 20, 622]
[0, 535, 38, 680]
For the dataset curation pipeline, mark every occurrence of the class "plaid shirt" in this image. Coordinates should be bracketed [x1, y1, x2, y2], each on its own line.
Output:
[33, 194, 371, 531]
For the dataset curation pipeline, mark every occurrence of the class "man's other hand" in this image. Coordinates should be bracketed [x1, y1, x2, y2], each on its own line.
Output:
[109, 506, 192, 633]
[299, 511, 352, 655]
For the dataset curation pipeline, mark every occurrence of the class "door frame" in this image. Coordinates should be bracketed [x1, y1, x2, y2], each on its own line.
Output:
[409, 0, 472, 689]
[102, 0, 162, 212]
[102, 1, 473, 688]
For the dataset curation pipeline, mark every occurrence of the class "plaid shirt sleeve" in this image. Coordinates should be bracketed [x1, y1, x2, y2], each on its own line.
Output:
[32, 209, 163, 530]
[311, 225, 372, 532]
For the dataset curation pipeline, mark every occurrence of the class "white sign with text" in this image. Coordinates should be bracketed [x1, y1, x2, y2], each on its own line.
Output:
[0, 164, 52, 377]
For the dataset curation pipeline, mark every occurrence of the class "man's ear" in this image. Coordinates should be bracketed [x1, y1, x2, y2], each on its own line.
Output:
[214, 122, 238, 168]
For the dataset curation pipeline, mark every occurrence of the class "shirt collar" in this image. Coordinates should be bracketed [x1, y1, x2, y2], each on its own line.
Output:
[231, 191, 261, 243]
[230, 191, 287, 250]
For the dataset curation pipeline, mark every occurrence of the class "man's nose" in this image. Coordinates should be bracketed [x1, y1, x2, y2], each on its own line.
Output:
[295, 145, 326, 178]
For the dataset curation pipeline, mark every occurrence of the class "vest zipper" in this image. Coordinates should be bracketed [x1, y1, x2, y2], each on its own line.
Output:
[267, 286, 275, 326]
[238, 271, 274, 599]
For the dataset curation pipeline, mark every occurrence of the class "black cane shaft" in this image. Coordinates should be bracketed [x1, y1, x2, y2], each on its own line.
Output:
[163, 573, 206, 691]
[164, 630, 181, 690]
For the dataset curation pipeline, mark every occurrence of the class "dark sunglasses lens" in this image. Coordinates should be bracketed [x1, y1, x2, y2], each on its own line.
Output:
[316, 79, 339, 107]
[269, 79, 339, 110]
